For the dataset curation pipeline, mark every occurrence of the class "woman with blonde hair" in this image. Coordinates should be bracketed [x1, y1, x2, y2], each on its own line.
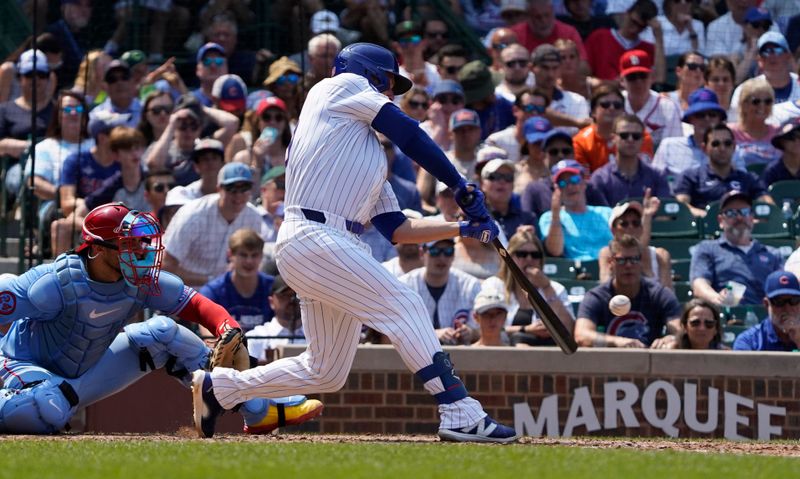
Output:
[481, 229, 574, 346]
[728, 77, 781, 170]
[71, 49, 111, 107]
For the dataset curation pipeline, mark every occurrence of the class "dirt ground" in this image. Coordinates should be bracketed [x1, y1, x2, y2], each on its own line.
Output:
[0, 432, 797, 457]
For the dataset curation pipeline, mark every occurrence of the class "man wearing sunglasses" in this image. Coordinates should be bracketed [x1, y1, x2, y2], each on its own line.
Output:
[690, 190, 782, 307]
[399, 238, 481, 346]
[485, 27, 519, 76]
[733, 270, 800, 351]
[480, 158, 538, 239]
[192, 43, 228, 108]
[675, 124, 771, 217]
[495, 44, 533, 103]
[707, 1, 778, 59]
[90, 60, 141, 128]
[576, 234, 682, 349]
[435, 44, 469, 83]
[486, 89, 549, 163]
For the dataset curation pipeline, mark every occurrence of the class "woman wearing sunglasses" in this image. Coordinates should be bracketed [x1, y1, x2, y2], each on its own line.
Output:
[399, 87, 431, 122]
[676, 298, 727, 350]
[262, 56, 302, 124]
[137, 90, 174, 146]
[728, 77, 781, 171]
[230, 97, 292, 183]
[481, 230, 574, 347]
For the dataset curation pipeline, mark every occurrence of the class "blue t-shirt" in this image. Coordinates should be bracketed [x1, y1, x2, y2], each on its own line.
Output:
[539, 205, 613, 260]
[199, 271, 274, 333]
[60, 151, 121, 198]
[761, 159, 800, 188]
[733, 317, 796, 351]
[475, 94, 515, 140]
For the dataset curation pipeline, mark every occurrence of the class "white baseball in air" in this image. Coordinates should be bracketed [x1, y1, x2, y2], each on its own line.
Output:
[609, 295, 631, 316]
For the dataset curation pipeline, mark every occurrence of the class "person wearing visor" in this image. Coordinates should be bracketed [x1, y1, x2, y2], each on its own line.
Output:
[0, 202, 322, 434]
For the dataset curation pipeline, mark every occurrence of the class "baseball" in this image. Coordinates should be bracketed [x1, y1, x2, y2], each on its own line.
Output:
[609, 295, 631, 316]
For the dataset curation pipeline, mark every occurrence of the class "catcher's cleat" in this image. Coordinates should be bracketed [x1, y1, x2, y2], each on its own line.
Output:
[243, 398, 324, 434]
[191, 370, 224, 438]
[438, 416, 520, 444]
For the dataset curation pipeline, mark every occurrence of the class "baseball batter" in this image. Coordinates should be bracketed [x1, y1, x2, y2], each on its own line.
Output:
[193, 43, 519, 443]
[0, 203, 321, 434]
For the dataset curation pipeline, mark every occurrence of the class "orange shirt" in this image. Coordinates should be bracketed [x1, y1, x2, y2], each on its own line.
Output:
[573, 124, 654, 172]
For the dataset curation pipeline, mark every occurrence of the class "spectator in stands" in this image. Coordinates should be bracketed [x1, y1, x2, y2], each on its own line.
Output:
[487, 88, 548, 163]
[762, 118, 800, 186]
[541, 127, 574, 167]
[257, 165, 285, 245]
[730, 32, 800, 124]
[706, 0, 772, 61]
[163, 162, 267, 287]
[554, 38, 598, 100]
[447, 108, 482, 179]
[423, 17, 450, 61]
[434, 44, 469, 83]
[557, 0, 615, 40]
[499, 0, 528, 27]
[589, 114, 670, 206]
[159, 185, 191, 231]
[459, 61, 526, 140]
[657, 0, 705, 58]
[705, 56, 736, 117]
[733, 270, 800, 351]
[71, 50, 110, 108]
[46, 0, 92, 92]
[399, 238, 481, 345]
[621, 49, 682, 147]
[575, 235, 682, 348]
[246, 274, 305, 361]
[731, 7, 774, 86]
[393, 21, 439, 91]
[481, 158, 538, 240]
[575, 84, 654, 172]
[510, 0, 586, 60]
[382, 209, 424, 278]
[303, 34, 341, 93]
[514, 115, 551, 191]
[399, 86, 431, 122]
[137, 91, 173, 147]
[598, 196, 672, 288]
[83, 127, 149, 212]
[142, 169, 175, 217]
[0, 33, 60, 102]
[486, 26, 519, 77]
[230, 97, 291, 178]
[728, 78, 782, 171]
[586, 0, 661, 81]
[262, 56, 302, 123]
[675, 125, 770, 217]
[205, 13, 258, 87]
[495, 44, 532, 103]
[420, 80, 465, 151]
[654, 87, 728, 181]
[192, 42, 228, 107]
[675, 299, 726, 350]
[539, 159, 613, 260]
[211, 74, 247, 120]
[470, 288, 510, 347]
[200, 228, 273, 334]
[433, 181, 460, 222]
[90, 60, 141, 128]
[530, 44, 590, 135]
[690, 190, 782, 306]
[340, 0, 390, 46]
[482, 230, 574, 346]
[665, 52, 707, 113]
[180, 138, 226, 199]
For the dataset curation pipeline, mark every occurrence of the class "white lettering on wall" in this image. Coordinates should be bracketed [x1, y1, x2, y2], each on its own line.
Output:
[604, 381, 640, 429]
[683, 383, 718, 433]
[563, 386, 602, 436]
[641, 381, 681, 437]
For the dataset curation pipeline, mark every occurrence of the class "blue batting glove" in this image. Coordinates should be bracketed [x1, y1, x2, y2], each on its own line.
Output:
[459, 218, 499, 243]
[453, 181, 490, 220]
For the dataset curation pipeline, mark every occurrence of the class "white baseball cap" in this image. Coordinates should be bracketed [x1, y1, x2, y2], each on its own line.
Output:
[311, 10, 340, 35]
[481, 158, 515, 180]
[474, 288, 509, 314]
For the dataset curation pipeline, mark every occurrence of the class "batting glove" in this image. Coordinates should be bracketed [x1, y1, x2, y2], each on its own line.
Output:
[453, 181, 490, 220]
[459, 218, 499, 243]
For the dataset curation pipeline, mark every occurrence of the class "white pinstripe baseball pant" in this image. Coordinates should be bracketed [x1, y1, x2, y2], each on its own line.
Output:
[209, 215, 486, 429]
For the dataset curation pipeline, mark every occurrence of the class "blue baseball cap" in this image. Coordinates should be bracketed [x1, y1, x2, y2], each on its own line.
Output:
[744, 6, 771, 24]
[217, 162, 253, 186]
[764, 270, 800, 299]
[246, 89, 274, 111]
[449, 108, 480, 130]
[542, 129, 573, 148]
[196, 42, 225, 63]
[772, 117, 800, 150]
[550, 159, 583, 181]
[18, 49, 49, 75]
[757, 31, 789, 52]
[432, 80, 464, 100]
[523, 116, 552, 144]
[682, 87, 726, 122]
[88, 111, 131, 138]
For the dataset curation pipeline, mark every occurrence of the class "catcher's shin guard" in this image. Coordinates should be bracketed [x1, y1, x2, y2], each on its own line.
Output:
[0, 380, 78, 434]
[125, 316, 209, 381]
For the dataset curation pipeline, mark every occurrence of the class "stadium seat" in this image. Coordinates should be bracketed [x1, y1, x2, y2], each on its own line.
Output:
[652, 238, 701, 261]
[573, 259, 599, 281]
[721, 324, 748, 347]
[768, 180, 800, 214]
[650, 199, 700, 238]
[745, 163, 767, 176]
[556, 278, 599, 299]
[670, 259, 691, 282]
[673, 281, 693, 302]
[542, 257, 578, 279]
[751, 202, 792, 239]
[702, 201, 721, 238]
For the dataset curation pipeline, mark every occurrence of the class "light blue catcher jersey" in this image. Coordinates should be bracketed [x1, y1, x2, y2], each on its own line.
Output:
[0, 253, 194, 378]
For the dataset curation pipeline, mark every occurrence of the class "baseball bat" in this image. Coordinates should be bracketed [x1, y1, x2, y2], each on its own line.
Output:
[492, 238, 578, 355]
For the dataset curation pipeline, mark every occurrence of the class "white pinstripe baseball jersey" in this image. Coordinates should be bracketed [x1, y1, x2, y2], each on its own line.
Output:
[399, 268, 481, 330]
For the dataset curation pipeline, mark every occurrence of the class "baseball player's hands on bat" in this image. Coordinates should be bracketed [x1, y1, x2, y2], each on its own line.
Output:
[453, 182, 490, 220]
[459, 218, 499, 243]
[209, 325, 251, 371]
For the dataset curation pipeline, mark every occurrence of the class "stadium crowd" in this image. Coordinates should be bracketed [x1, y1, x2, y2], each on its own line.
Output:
[5, 0, 800, 355]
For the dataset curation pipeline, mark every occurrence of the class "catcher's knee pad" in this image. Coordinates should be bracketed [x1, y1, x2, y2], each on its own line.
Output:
[0, 380, 77, 433]
[415, 352, 468, 405]
[125, 316, 209, 373]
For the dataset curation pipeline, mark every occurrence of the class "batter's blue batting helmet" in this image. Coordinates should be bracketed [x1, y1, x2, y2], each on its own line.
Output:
[333, 43, 412, 95]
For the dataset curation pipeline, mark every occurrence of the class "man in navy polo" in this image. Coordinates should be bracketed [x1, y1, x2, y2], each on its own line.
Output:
[734, 270, 800, 351]
[761, 117, 800, 187]
[690, 190, 783, 306]
[675, 124, 772, 217]
[589, 114, 670, 206]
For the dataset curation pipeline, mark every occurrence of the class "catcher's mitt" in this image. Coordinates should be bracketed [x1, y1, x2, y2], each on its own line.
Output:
[209, 327, 250, 371]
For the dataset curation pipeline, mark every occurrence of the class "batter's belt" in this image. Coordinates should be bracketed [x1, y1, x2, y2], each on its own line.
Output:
[285, 206, 365, 235]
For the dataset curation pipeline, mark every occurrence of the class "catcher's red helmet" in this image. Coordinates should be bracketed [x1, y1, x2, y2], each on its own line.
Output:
[74, 202, 131, 253]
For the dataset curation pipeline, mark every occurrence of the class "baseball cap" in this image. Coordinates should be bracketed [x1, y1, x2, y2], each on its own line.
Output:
[211, 74, 247, 113]
[197, 42, 225, 63]
[246, 89, 274, 111]
[191, 138, 224, 161]
[532, 44, 561, 66]
[474, 288, 509, 314]
[719, 190, 752, 210]
[256, 96, 288, 116]
[476, 145, 510, 169]
[609, 201, 644, 228]
[432, 79, 464, 100]
[764, 270, 800, 299]
[523, 116, 553, 144]
[682, 87, 727, 122]
[88, 111, 131, 138]
[104, 59, 131, 82]
[121, 50, 146, 67]
[270, 275, 293, 295]
[542, 129, 573, 148]
[449, 108, 480, 130]
[261, 165, 286, 185]
[458, 60, 494, 105]
[217, 162, 253, 186]
[500, 0, 527, 14]
[744, 6, 771, 24]
[18, 49, 49, 75]
[757, 31, 789, 53]
[606, 0, 636, 15]
[424, 237, 455, 249]
[310, 9, 340, 35]
[164, 185, 194, 207]
[174, 93, 204, 121]
[620, 50, 652, 77]
[772, 117, 800, 150]
[263, 56, 302, 87]
[395, 20, 422, 40]
[551, 159, 583, 181]
[481, 158, 515, 180]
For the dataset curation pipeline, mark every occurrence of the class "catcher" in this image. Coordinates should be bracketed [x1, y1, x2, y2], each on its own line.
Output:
[0, 203, 322, 433]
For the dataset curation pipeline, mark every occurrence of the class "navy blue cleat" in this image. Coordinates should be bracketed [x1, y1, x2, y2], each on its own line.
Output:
[438, 416, 520, 444]
[191, 370, 224, 438]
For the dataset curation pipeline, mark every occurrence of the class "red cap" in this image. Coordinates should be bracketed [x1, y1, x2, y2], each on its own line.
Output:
[619, 50, 652, 77]
[256, 97, 287, 116]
